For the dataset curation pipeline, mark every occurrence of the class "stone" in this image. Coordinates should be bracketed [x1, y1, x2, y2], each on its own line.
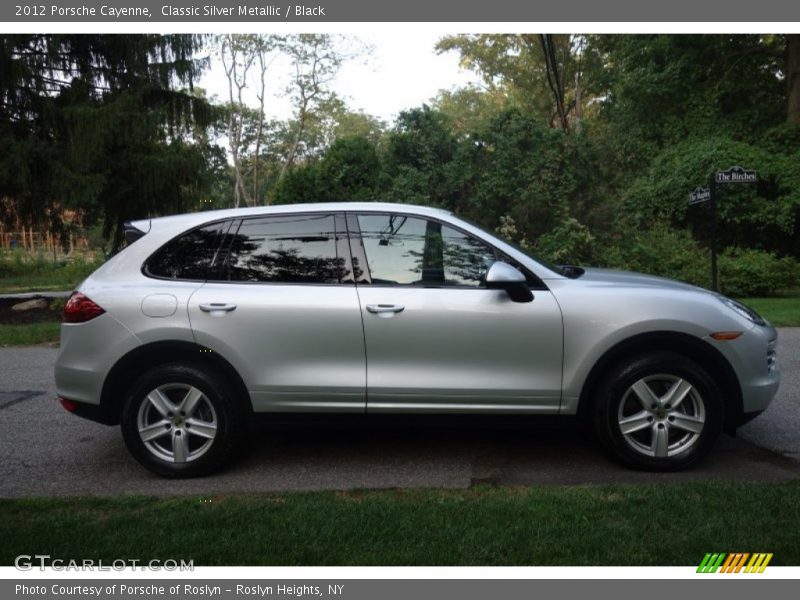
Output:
[10, 298, 48, 311]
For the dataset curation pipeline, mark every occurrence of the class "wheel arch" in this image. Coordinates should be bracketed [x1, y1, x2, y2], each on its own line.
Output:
[99, 340, 252, 426]
[577, 331, 743, 433]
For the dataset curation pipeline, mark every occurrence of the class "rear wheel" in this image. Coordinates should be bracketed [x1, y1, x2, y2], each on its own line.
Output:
[592, 353, 723, 471]
[121, 364, 245, 478]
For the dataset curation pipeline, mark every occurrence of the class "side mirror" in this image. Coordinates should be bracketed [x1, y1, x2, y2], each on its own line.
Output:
[485, 262, 534, 303]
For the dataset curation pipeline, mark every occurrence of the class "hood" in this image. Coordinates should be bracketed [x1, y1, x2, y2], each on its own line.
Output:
[577, 267, 709, 293]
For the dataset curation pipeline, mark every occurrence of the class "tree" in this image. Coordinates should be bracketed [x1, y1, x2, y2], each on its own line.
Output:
[436, 34, 599, 130]
[789, 35, 800, 124]
[588, 35, 787, 169]
[384, 106, 460, 207]
[0, 34, 216, 250]
[218, 34, 280, 207]
[431, 85, 506, 136]
[615, 136, 800, 258]
[450, 108, 608, 258]
[278, 34, 349, 182]
[316, 136, 382, 201]
[214, 34, 368, 204]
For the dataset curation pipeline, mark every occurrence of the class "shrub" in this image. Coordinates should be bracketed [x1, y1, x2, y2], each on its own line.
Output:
[600, 224, 709, 287]
[718, 248, 799, 297]
[536, 216, 596, 265]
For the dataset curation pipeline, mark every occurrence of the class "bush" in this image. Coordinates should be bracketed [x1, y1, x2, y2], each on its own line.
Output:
[718, 248, 799, 297]
[536, 215, 596, 265]
[599, 227, 798, 296]
[600, 225, 710, 287]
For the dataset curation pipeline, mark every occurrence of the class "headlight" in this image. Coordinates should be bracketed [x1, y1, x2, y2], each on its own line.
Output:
[717, 296, 766, 326]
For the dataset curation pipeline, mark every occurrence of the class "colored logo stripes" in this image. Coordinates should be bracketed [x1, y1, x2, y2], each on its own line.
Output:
[697, 553, 773, 573]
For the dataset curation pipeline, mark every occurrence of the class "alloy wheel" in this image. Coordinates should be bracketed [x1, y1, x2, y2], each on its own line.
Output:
[616, 374, 706, 458]
[136, 383, 218, 464]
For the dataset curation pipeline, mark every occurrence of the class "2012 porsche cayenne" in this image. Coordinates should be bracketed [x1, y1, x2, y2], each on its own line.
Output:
[54, 203, 779, 477]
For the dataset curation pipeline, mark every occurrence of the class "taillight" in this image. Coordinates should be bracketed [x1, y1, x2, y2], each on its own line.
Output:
[63, 292, 105, 323]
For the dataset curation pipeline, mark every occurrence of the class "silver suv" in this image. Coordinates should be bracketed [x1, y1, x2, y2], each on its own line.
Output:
[54, 203, 779, 477]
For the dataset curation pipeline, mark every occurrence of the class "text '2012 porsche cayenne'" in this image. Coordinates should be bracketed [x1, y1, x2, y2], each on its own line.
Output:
[55, 203, 779, 477]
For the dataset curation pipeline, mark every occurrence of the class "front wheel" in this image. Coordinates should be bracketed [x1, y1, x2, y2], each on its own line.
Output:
[592, 353, 724, 471]
[121, 364, 245, 478]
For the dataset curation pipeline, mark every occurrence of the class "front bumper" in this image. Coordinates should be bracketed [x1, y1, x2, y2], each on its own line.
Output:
[705, 323, 780, 419]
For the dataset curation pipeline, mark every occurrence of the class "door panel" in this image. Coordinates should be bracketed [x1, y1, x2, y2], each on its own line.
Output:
[357, 286, 563, 412]
[352, 212, 564, 413]
[188, 212, 366, 413]
[189, 283, 365, 412]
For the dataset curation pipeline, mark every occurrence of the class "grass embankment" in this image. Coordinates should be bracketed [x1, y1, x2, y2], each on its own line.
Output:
[0, 251, 102, 345]
[0, 251, 103, 294]
[741, 294, 800, 327]
[1, 481, 799, 566]
[0, 322, 60, 346]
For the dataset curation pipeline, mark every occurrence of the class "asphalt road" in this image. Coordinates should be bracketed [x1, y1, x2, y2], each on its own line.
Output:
[1, 330, 798, 498]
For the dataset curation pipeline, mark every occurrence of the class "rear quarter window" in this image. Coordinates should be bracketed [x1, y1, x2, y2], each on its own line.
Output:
[144, 222, 227, 280]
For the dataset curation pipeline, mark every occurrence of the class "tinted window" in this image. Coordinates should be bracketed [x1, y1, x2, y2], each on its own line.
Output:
[145, 222, 225, 280]
[357, 214, 497, 287]
[226, 214, 347, 284]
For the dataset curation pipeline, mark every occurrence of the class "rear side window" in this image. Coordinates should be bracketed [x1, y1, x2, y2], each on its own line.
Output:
[145, 222, 226, 280]
[226, 214, 347, 284]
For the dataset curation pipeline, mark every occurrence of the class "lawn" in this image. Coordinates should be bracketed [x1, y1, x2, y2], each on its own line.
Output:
[741, 295, 800, 327]
[1, 481, 799, 566]
[0, 322, 60, 346]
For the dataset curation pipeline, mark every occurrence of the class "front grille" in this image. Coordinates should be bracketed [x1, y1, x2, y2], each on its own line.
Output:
[767, 340, 777, 373]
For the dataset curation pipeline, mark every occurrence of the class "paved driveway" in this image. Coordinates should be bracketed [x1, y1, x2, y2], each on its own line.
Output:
[0, 330, 798, 497]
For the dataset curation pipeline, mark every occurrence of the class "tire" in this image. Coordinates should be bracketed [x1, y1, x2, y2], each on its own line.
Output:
[592, 352, 723, 471]
[121, 363, 245, 478]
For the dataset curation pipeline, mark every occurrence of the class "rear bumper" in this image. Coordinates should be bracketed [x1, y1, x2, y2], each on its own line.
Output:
[58, 397, 117, 425]
[54, 313, 140, 407]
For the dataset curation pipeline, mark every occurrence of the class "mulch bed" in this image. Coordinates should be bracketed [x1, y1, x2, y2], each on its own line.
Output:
[0, 297, 61, 325]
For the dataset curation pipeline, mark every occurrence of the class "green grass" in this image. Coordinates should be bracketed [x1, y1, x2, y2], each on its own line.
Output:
[0, 251, 103, 293]
[741, 294, 800, 327]
[0, 321, 60, 345]
[2, 482, 799, 566]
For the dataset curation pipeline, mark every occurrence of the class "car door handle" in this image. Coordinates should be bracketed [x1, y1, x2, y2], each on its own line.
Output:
[366, 304, 405, 314]
[199, 303, 237, 313]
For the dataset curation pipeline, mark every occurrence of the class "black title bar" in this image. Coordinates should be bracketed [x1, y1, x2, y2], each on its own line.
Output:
[4, 0, 800, 22]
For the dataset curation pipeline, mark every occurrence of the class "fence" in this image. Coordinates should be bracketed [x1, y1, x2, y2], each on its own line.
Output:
[0, 226, 89, 254]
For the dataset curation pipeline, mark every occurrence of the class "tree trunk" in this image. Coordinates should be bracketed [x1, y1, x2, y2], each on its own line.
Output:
[789, 35, 800, 124]
[253, 48, 268, 205]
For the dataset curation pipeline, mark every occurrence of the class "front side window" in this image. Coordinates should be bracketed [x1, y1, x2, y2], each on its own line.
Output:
[145, 221, 227, 280]
[356, 214, 497, 287]
[226, 214, 347, 284]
